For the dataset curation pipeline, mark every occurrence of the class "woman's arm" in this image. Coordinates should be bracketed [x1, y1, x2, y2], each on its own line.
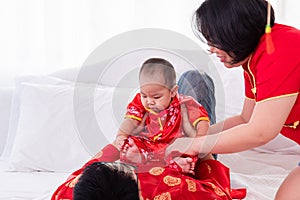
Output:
[208, 98, 255, 134]
[166, 94, 297, 156]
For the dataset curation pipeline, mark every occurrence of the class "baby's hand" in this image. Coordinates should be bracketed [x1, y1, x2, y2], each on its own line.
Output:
[113, 135, 127, 150]
[120, 138, 142, 164]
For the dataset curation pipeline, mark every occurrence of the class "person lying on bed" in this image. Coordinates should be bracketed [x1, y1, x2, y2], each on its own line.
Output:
[73, 161, 246, 200]
[51, 58, 246, 199]
[73, 162, 139, 200]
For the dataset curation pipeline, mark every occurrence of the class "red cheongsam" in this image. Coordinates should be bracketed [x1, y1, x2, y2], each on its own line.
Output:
[243, 23, 300, 144]
[138, 159, 246, 200]
[121, 93, 209, 163]
[52, 145, 246, 200]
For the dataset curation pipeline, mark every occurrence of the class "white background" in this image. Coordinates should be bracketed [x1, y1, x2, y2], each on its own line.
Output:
[0, 0, 299, 87]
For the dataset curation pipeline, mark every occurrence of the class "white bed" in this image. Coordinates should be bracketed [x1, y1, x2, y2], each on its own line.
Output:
[0, 48, 299, 200]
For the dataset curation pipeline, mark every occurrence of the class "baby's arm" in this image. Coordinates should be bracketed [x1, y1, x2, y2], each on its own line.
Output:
[181, 103, 210, 137]
[90, 118, 138, 160]
[114, 112, 148, 150]
[181, 103, 197, 137]
[113, 118, 140, 150]
[195, 120, 210, 136]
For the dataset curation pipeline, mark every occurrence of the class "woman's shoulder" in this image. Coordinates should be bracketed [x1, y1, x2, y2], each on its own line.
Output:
[254, 23, 300, 60]
[273, 23, 300, 43]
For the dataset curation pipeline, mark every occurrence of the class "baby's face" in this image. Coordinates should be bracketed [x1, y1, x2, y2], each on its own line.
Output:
[140, 83, 173, 113]
[139, 74, 177, 113]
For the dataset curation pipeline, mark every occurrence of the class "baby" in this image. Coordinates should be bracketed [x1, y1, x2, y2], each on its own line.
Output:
[51, 58, 212, 200]
[115, 58, 211, 172]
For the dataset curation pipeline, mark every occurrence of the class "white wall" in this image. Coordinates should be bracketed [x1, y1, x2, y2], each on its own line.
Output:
[275, 0, 300, 29]
[0, 0, 299, 87]
[0, 0, 133, 86]
[0, 0, 203, 87]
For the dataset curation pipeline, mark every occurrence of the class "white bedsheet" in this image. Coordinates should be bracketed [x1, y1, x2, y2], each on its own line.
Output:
[219, 150, 300, 200]
[1, 49, 298, 200]
[0, 160, 69, 200]
[0, 149, 299, 200]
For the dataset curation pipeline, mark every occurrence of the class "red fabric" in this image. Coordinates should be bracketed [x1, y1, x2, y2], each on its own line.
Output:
[52, 93, 247, 199]
[126, 94, 209, 131]
[51, 144, 119, 200]
[243, 23, 300, 144]
[122, 94, 209, 164]
[52, 147, 246, 199]
[120, 136, 168, 164]
[138, 159, 246, 200]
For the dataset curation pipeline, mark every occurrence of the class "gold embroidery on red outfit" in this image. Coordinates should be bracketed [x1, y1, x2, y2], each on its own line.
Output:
[246, 55, 257, 96]
[186, 179, 197, 192]
[192, 117, 210, 127]
[149, 167, 165, 176]
[206, 182, 226, 196]
[205, 163, 212, 174]
[125, 114, 142, 121]
[226, 188, 231, 195]
[67, 175, 81, 188]
[284, 120, 299, 129]
[163, 175, 181, 186]
[154, 192, 171, 200]
[153, 133, 163, 142]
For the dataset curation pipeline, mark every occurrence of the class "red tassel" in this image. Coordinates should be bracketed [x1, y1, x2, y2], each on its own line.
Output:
[266, 33, 275, 54]
[265, 1, 274, 54]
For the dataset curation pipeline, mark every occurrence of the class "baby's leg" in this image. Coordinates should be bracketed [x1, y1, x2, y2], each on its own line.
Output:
[174, 154, 214, 174]
[173, 157, 196, 175]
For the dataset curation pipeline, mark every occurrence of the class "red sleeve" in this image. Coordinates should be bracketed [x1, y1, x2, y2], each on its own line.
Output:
[125, 93, 145, 121]
[180, 95, 209, 127]
[243, 70, 255, 100]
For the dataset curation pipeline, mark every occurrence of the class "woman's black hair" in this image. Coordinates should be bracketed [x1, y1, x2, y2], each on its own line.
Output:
[193, 0, 275, 64]
[73, 162, 139, 200]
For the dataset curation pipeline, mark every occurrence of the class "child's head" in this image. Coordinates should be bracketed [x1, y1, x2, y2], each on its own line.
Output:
[139, 58, 178, 113]
[73, 162, 139, 200]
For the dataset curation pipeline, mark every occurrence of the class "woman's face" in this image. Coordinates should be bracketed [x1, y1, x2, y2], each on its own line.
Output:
[209, 46, 249, 68]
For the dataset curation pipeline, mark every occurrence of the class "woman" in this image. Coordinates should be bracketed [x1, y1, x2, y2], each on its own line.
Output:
[166, 0, 300, 199]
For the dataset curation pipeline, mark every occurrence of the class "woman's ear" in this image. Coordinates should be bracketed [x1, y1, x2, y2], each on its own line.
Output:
[171, 85, 179, 97]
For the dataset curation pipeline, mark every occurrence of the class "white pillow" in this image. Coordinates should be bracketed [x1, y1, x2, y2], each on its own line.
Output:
[1, 75, 73, 161]
[0, 87, 14, 156]
[8, 83, 133, 172]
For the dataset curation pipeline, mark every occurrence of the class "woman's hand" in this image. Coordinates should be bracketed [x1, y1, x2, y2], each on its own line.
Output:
[166, 137, 200, 158]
